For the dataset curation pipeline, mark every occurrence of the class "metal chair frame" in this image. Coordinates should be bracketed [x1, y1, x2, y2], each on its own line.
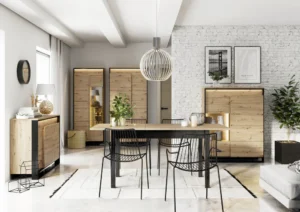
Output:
[164, 133, 224, 212]
[158, 119, 184, 175]
[126, 119, 152, 175]
[98, 128, 150, 200]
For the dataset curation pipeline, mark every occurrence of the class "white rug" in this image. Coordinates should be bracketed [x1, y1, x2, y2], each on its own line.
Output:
[50, 168, 255, 199]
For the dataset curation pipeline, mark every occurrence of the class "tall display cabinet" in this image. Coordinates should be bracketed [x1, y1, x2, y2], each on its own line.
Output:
[73, 68, 105, 142]
[110, 68, 148, 120]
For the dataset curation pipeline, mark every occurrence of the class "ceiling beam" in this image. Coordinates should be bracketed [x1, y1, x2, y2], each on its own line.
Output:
[0, 0, 83, 47]
[98, 0, 126, 47]
[157, 0, 183, 48]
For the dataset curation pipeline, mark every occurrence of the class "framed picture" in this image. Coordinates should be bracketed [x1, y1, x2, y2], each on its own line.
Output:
[234, 46, 261, 84]
[205, 46, 232, 84]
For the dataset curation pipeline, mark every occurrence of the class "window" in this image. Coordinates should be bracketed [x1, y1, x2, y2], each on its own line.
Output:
[36, 47, 51, 84]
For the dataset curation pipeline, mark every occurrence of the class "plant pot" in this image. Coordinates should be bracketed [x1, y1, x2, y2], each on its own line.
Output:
[119, 117, 126, 126]
[111, 117, 117, 127]
[275, 140, 300, 164]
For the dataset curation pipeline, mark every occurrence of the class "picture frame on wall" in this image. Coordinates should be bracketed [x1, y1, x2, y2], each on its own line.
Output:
[205, 46, 232, 84]
[234, 46, 261, 84]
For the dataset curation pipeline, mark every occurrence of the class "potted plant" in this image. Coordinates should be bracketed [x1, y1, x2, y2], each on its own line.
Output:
[270, 75, 300, 163]
[209, 71, 228, 85]
[110, 94, 134, 126]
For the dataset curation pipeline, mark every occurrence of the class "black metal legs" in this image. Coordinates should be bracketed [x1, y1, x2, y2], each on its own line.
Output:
[140, 158, 143, 200]
[145, 153, 150, 189]
[98, 157, 105, 197]
[158, 142, 161, 176]
[216, 166, 224, 212]
[164, 162, 169, 201]
[149, 142, 152, 176]
[173, 168, 177, 212]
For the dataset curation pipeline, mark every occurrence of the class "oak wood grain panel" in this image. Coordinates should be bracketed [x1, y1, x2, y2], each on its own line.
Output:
[206, 97, 230, 113]
[43, 123, 60, 167]
[74, 90, 89, 102]
[74, 122, 89, 130]
[74, 107, 89, 122]
[230, 95, 263, 104]
[230, 129, 263, 142]
[110, 73, 131, 90]
[217, 141, 230, 157]
[231, 142, 263, 157]
[230, 114, 263, 127]
[206, 89, 262, 98]
[10, 119, 32, 174]
[87, 130, 103, 141]
[90, 75, 103, 87]
[38, 118, 58, 169]
[230, 103, 263, 115]
[133, 109, 147, 119]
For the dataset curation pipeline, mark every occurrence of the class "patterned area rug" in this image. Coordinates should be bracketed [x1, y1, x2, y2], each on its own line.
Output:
[50, 168, 256, 199]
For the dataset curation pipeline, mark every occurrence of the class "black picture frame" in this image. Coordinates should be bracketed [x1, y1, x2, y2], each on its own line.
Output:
[17, 60, 31, 84]
[234, 46, 261, 84]
[205, 46, 232, 84]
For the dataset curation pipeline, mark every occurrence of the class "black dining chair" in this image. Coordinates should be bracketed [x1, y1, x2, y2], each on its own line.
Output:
[126, 119, 152, 175]
[164, 133, 224, 212]
[98, 128, 150, 200]
[158, 119, 184, 175]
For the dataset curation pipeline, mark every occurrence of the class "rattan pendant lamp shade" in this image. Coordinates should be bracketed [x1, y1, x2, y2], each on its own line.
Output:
[139, 1, 173, 81]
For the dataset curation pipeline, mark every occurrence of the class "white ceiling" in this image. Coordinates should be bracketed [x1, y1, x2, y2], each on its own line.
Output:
[2, 0, 300, 47]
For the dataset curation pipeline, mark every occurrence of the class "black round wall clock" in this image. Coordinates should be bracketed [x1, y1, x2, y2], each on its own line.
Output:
[17, 60, 31, 84]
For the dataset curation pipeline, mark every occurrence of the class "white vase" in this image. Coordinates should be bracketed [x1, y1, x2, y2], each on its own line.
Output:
[119, 117, 126, 126]
[111, 117, 117, 127]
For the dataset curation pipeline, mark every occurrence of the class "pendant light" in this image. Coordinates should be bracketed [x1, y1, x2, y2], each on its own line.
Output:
[140, 0, 172, 81]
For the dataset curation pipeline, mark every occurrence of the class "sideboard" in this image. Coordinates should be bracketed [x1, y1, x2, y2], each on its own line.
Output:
[10, 115, 60, 179]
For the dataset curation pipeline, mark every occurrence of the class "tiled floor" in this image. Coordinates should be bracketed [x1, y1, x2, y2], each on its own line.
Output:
[2, 144, 290, 212]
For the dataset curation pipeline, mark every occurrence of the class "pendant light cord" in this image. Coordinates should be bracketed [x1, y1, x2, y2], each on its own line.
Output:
[155, 0, 157, 37]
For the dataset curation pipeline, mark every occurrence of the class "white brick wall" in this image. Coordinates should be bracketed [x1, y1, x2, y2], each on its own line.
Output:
[171, 26, 300, 158]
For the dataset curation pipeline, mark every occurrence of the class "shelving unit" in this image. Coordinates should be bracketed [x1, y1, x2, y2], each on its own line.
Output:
[205, 88, 264, 160]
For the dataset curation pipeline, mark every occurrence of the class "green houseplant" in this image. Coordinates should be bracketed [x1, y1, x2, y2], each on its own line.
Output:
[270, 75, 300, 140]
[110, 94, 134, 126]
[270, 75, 300, 164]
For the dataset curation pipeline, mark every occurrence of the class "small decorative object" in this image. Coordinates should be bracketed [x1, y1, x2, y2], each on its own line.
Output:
[181, 119, 188, 127]
[234, 46, 261, 83]
[205, 117, 212, 124]
[110, 94, 134, 126]
[217, 116, 224, 125]
[288, 160, 300, 174]
[190, 115, 198, 127]
[16, 107, 41, 119]
[205, 46, 232, 84]
[140, 0, 172, 81]
[111, 118, 117, 127]
[189, 113, 205, 125]
[211, 118, 216, 124]
[36, 84, 55, 114]
[17, 60, 31, 84]
[216, 131, 222, 141]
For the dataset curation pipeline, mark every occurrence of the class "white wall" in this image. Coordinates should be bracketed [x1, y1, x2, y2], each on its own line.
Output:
[0, 5, 71, 181]
[0, 29, 5, 210]
[71, 42, 169, 124]
[172, 25, 300, 158]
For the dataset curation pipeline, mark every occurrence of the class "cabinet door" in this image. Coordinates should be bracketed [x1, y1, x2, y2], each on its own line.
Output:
[43, 123, 60, 167]
[230, 142, 263, 157]
[110, 72, 132, 110]
[131, 73, 147, 119]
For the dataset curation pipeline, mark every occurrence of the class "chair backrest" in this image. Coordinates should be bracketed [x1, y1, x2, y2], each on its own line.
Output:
[162, 119, 183, 124]
[174, 133, 218, 168]
[126, 119, 147, 124]
[103, 128, 146, 157]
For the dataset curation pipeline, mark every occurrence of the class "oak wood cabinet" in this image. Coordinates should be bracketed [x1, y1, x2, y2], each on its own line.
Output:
[205, 88, 264, 160]
[10, 115, 60, 179]
[73, 68, 105, 142]
[110, 68, 147, 120]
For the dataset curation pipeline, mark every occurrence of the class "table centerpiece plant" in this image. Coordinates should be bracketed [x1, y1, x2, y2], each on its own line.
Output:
[110, 94, 134, 126]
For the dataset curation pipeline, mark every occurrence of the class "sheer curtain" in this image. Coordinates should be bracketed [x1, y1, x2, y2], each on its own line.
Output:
[50, 36, 68, 147]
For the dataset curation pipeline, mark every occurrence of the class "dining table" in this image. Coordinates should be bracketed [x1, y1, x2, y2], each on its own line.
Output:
[91, 123, 229, 188]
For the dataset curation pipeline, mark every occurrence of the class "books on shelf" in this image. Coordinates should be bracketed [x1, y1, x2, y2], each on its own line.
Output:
[16, 107, 42, 119]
